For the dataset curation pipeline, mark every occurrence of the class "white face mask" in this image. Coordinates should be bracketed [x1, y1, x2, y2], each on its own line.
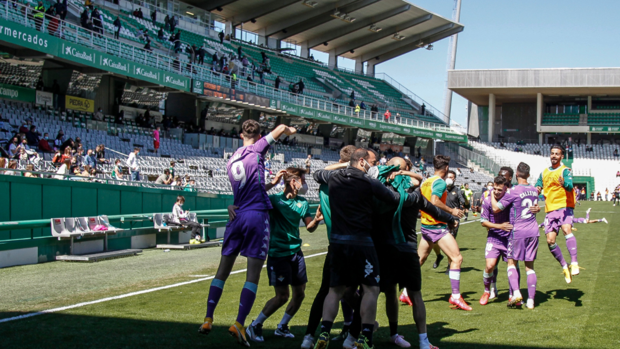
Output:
[367, 165, 379, 179]
[445, 178, 454, 187]
[487, 185, 493, 191]
[298, 183, 308, 195]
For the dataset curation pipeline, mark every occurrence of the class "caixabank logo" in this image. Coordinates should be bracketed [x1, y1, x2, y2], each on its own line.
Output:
[134, 67, 159, 81]
[101, 57, 129, 72]
[62, 45, 94, 62]
[164, 74, 186, 89]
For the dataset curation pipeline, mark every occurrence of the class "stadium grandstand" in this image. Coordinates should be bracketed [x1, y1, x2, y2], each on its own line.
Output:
[0, 0, 472, 268]
[448, 68, 620, 199]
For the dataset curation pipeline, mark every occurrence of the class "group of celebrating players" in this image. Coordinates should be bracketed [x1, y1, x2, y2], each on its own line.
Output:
[195, 120, 590, 349]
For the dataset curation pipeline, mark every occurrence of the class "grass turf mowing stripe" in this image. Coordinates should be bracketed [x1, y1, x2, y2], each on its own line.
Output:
[0, 251, 328, 324]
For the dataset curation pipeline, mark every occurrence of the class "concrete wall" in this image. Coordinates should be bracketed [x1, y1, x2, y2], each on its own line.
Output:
[501, 103, 538, 143]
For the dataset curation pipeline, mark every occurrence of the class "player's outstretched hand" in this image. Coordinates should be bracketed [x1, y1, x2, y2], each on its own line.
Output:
[284, 126, 297, 136]
[314, 205, 324, 222]
[452, 208, 464, 218]
[529, 204, 541, 214]
[227, 205, 239, 221]
[500, 222, 513, 232]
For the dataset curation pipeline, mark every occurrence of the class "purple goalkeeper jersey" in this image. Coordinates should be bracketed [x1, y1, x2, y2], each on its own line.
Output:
[498, 184, 540, 239]
[481, 194, 511, 239]
[227, 136, 273, 212]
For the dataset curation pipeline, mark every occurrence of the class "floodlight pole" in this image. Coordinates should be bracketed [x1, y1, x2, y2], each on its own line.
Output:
[443, 0, 462, 124]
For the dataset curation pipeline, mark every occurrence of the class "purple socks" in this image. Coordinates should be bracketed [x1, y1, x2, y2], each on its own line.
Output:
[449, 269, 461, 296]
[236, 282, 258, 326]
[565, 234, 578, 264]
[549, 243, 568, 268]
[526, 270, 537, 301]
[507, 266, 520, 296]
[206, 278, 225, 319]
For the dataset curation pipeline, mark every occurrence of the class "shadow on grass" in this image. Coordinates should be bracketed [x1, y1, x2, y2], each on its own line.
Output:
[0, 312, 574, 349]
[547, 288, 584, 307]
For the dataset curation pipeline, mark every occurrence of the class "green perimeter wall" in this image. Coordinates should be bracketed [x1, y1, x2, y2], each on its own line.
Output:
[0, 175, 233, 261]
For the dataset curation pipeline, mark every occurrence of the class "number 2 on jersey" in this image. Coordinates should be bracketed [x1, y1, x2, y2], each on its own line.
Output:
[521, 198, 537, 219]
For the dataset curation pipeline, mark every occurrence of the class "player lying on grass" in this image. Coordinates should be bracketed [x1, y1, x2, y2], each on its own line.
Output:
[198, 120, 296, 347]
[493, 162, 540, 310]
[538, 208, 607, 230]
[223, 167, 323, 343]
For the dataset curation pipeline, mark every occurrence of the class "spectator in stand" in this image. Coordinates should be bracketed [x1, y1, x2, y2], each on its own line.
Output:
[420, 103, 426, 115]
[354, 103, 360, 116]
[114, 16, 121, 39]
[396, 112, 401, 123]
[26, 125, 40, 146]
[171, 195, 205, 243]
[198, 44, 206, 64]
[51, 149, 62, 165]
[24, 164, 37, 178]
[91, 7, 103, 35]
[55, 159, 70, 179]
[360, 101, 366, 110]
[94, 107, 104, 121]
[80, 7, 89, 28]
[164, 14, 170, 31]
[8, 137, 20, 158]
[84, 149, 97, 170]
[615, 149, 619, 157]
[33, 1, 45, 31]
[150, 8, 157, 24]
[597, 191, 602, 201]
[144, 37, 152, 51]
[171, 176, 183, 188]
[60, 146, 71, 162]
[55, 0, 67, 21]
[38, 133, 53, 152]
[155, 169, 173, 185]
[350, 90, 355, 100]
[275, 76, 281, 90]
[5, 160, 18, 176]
[116, 110, 124, 124]
[298, 79, 305, 94]
[384, 109, 391, 122]
[170, 15, 176, 32]
[184, 179, 196, 192]
[111, 159, 123, 179]
[127, 147, 140, 181]
[48, 13, 60, 37]
[157, 27, 164, 40]
[153, 126, 160, 154]
[95, 144, 108, 164]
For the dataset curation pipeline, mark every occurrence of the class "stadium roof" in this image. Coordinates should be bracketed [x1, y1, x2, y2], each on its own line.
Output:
[448, 68, 620, 105]
[189, 0, 463, 62]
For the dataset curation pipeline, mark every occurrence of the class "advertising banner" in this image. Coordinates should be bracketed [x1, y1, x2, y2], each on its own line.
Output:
[66, 95, 94, 113]
[0, 83, 35, 102]
[36, 90, 53, 106]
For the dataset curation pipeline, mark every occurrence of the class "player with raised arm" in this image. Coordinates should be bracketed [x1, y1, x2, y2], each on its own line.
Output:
[493, 162, 540, 309]
[301, 145, 357, 349]
[479, 176, 513, 306]
[373, 157, 456, 349]
[198, 120, 296, 346]
[312, 148, 426, 349]
[417, 155, 469, 311]
[242, 168, 323, 343]
[535, 145, 578, 283]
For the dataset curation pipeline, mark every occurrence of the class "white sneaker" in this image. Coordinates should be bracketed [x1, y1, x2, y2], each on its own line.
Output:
[526, 299, 535, 309]
[275, 324, 295, 338]
[300, 334, 314, 349]
[603, 218, 608, 224]
[343, 333, 357, 349]
[246, 323, 264, 342]
[390, 334, 411, 348]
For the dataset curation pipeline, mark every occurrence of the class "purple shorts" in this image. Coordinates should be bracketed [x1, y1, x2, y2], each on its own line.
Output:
[421, 226, 449, 244]
[485, 235, 508, 261]
[507, 237, 539, 262]
[544, 208, 574, 234]
[222, 210, 270, 260]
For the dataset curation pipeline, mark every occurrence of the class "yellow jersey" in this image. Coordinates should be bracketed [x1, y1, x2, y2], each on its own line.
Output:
[538, 164, 575, 212]
[421, 175, 447, 226]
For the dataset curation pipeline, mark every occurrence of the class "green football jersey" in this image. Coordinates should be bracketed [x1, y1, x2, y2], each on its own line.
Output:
[268, 192, 311, 257]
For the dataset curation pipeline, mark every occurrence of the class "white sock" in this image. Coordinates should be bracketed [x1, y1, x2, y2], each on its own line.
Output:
[571, 261, 578, 266]
[279, 312, 293, 327]
[253, 312, 268, 326]
[451, 293, 460, 299]
[513, 289, 522, 299]
[419, 333, 430, 346]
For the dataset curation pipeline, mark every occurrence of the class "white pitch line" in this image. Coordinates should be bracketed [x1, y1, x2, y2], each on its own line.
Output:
[0, 251, 328, 325]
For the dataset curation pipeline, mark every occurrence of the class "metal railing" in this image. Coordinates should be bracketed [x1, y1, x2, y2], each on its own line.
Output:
[375, 72, 449, 124]
[0, 0, 458, 135]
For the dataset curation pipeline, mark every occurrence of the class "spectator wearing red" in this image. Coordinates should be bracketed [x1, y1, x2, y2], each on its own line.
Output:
[384, 109, 391, 122]
[61, 147, 72, 163]
[153, 126, 160, 153]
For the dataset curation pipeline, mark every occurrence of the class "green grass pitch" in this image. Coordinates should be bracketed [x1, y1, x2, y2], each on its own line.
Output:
[0, 202, 619, 348]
